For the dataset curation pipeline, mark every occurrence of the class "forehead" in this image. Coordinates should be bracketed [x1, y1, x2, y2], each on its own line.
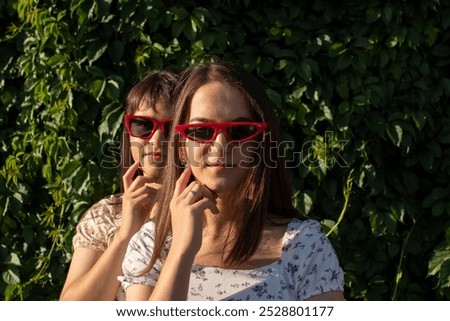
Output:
[133, 101, 171, 119]
[189, 82, 254, 121]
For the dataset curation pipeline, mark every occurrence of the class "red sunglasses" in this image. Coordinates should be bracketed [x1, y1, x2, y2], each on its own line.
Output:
[124, 115, 172, 140]
[175, 122, 268, 143]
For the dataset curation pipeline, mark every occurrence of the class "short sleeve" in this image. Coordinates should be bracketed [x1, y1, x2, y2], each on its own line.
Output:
[283, 220, 344, 300]
[119, 221, 169, 290]
[72, 194, 122, 252]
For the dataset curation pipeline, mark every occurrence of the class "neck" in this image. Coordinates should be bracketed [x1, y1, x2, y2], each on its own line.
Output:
[202, 195, 239, 238]
[144, 181, 162, 189]
[142, 171, 162, 185]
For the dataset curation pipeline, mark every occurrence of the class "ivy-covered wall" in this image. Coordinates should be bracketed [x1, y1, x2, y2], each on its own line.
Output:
[1, 0, 449, 300]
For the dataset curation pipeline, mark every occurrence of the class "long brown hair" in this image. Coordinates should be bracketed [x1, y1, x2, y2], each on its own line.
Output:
[148, 60, 301, 270]
[120, 70, 179, 191]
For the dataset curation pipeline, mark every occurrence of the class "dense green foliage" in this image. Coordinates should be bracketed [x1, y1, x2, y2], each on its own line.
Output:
[1, 0, 449, 300]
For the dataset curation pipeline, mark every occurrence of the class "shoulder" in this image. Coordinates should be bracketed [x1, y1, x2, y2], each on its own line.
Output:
[122, 221, 159, 275]
[72, 193, 123, 251]
[129, 220, 157, 246]
[281, 219, 344, 300]
[285, 218, 322, 238]
[77, 194, 123, 225]
[88, 193, 123, 216]
[125, 220, 172, 268]
[282, 218, 332, 254]
[128, 220, 171, 253]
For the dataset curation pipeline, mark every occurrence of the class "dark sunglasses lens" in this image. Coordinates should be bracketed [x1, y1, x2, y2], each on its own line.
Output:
[185, 127, 215, 141]
[227, 125, 259, 140]
[129, 118, 155, 137]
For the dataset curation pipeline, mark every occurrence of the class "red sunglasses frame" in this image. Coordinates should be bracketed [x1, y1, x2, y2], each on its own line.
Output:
[175, 121, 268, 143]
[124, 115, 172, 140]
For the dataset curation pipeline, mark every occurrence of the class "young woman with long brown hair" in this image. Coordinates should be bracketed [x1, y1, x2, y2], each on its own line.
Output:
[60, 70, 178, 300]
[120, 60, 344, 301]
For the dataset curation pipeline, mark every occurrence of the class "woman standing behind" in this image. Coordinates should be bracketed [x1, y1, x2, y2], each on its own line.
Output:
[120, 60, 344, 301]
[60, 70, 179, 300]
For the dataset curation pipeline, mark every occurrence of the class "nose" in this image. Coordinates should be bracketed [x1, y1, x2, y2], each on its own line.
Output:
[209, 131, 228, 154]
[148, 126, 166, 148]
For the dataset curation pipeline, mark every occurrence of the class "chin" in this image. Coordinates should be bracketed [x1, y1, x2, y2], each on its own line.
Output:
[202, 180, 240, 195]
[142, 167, 164, 179]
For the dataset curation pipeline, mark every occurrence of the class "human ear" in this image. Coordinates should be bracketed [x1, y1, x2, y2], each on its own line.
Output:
[179, 147, 187, 166]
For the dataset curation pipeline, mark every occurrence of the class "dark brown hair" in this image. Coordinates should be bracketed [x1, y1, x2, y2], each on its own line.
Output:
[148, 60, 301, 271]
[120, 70, 179, 190]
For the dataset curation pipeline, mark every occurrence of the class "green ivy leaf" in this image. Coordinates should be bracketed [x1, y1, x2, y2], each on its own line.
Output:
[386, 123, 403, 147]
[294, 190, 315, 215]
[61, 160, 82, 180]
[91, 79, 105, 101]
[98, 102, 124, 141]
[86, 41, 108, 65]
[2, 260, 21, 286]
[429, 245, 450, 288]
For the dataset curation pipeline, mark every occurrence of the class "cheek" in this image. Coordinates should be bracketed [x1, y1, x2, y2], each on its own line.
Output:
[185, 143, 206, 166]
[233, 143, 261, 167]
[130, 138, 144, 160]
[189, 165, 202, 181]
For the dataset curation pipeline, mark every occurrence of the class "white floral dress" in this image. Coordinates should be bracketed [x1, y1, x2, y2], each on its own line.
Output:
[120, 218, 344, 300]
[72, 193, 126, 301]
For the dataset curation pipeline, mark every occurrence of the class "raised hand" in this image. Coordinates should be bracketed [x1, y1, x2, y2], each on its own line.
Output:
[118, 161, 159, 240]
[169, 166, 219, 256]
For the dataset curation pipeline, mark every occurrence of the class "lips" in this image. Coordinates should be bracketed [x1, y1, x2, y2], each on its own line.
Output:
[205, 158, 234, 167]
[205, 162, 234, 168]
[145, 152, 162, 160]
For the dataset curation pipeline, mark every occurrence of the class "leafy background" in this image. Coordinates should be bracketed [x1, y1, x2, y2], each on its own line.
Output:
[1, 0, 449, 300]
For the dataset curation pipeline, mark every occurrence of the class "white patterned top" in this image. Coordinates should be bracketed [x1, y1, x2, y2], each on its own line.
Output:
[120, 218, 344, 301]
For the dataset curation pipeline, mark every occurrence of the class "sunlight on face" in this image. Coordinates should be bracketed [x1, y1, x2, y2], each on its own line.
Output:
[129, 102, 171, 179]
[182, 82, 260, 194]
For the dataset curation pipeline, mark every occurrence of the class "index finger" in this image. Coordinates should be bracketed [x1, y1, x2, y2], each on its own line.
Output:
[173, 166, 193, 197]
[122, 160, 141, 192]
